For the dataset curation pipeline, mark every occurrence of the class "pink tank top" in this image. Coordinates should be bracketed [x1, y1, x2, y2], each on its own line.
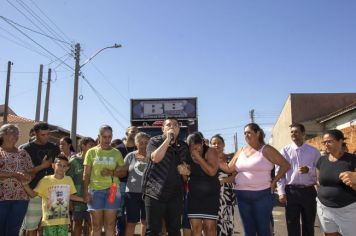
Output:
[234, 145, 274, 191]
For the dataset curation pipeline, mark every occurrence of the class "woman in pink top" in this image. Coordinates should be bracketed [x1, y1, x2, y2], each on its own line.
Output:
[221, 123, 290, 236]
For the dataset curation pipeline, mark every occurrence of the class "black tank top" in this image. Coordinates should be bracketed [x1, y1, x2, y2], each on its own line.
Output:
[188, 145, 220, 196]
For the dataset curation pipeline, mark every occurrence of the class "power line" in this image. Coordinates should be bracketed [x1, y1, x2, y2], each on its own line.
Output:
[5, 0, 72, 53]
[255, 116, 279, 119]
[28, 0, 72, 42]
[46, 53, 71, 65]
[46, 53, 74, 73]
[53, 54, 73, 70]
[0, 31, 52, 59]
[81, 74, 127, 129]
[201, 122, 275, 134]
[255, 110, 280, 114]
[0, 15, 71, 45]
[1, 16, 74, 71]
[204, 132, 237, 138]
[82, 53, 129, 103]
[0, 70, 68, 74]
[10, 87, 35, 98]
[201, 124, 245, 133]
[14, 0, 73, 53]
[81, 74, 129, 122]
[18, 0, 71, 43]
[0, 24, 53, 58]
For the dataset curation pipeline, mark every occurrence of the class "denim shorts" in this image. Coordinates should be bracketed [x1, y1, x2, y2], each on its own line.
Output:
[87, 188, 121, 211]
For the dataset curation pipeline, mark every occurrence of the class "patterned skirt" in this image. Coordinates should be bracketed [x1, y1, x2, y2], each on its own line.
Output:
[217, 176, 236, 236]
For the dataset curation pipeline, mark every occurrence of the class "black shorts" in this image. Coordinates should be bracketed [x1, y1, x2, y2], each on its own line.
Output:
[125, 192, 146, 223]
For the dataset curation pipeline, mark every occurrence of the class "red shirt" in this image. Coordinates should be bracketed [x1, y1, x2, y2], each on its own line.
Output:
[0, 148, 33, 200]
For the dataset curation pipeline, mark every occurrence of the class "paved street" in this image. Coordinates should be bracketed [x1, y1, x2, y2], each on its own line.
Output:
[130, 195, 323, 236]
[132, 200, 324, 236]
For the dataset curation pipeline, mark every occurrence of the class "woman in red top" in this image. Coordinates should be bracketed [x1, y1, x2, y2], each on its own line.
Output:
[0, 124, 33, 235]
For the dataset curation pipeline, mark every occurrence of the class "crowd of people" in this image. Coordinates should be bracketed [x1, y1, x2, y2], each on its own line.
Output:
[0, 119, 356, 236]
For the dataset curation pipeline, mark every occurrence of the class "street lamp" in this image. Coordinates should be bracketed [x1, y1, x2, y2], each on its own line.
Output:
[70, 43, 121, 149]
[80, 43, 122, 68]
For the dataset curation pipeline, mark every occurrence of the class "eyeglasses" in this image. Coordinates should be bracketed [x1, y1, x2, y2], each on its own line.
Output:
[322, 140, 335, 145]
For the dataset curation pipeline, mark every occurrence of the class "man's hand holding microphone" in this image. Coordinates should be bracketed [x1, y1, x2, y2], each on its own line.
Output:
[168, 131, 175, 144]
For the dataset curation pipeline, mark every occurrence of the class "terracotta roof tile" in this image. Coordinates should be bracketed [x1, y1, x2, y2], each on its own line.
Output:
[0, 114, 35, 123]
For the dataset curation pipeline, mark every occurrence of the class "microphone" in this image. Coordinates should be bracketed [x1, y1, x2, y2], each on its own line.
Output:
[169, 133, 175, 141]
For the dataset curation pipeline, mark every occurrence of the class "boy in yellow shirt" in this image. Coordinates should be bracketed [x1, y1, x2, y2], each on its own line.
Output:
[23, 155, 85, 236]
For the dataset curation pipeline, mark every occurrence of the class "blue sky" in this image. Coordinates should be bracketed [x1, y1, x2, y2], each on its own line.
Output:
[1, 1, 356, 153]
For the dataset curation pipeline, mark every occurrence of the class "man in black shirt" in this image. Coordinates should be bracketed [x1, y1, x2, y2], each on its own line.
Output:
[142, 118, 190, 236]
[21, 122, 60, 236]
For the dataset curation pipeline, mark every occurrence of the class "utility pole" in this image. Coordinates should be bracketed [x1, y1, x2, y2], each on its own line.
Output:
[70, 43, 121, 149]
[43, 68, 51, 122]
[233, 132, 238, 152]
[71, 43, 80, 149]
[3, 61, 12, 125]
[35, 64, 43, 122]
[249, 109, 255, 123]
